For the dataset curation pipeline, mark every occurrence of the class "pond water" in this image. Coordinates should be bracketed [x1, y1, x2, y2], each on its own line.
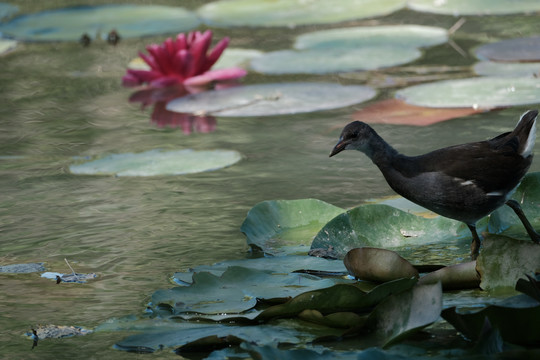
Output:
[1, 1, 540, 359]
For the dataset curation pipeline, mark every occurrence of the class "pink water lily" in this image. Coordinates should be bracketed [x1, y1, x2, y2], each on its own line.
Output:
[122, 30, 247, 88]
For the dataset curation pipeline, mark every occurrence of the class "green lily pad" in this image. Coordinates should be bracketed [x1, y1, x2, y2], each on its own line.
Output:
[395, 77, 540, 109]
[0, 38, 16, 55]
[198, 0, 406, 28]
[311, 204, 471, 259]
[240, 199, 345, 255]
[344, 248, 419, 283]
[294, 25, 448, 50]
[362, 282, 442, 348]
[408, 0, 540, 15]
[257, 277, 417, 321]
[0, 5, 200, 41]
[473, 61, 540, 78]
[475, 37, 540, 63]
[213, 48, 264, 69]
[476, 236, 540, 291]
[442, 294, 540, 345]
[172, 255, 347, 285]
[250, 47, 421, 74]
[69, 149, 242, 177]
[166, 83, 376, 117]
[152, 266, 339, 315]
[115, 321, 304, 353]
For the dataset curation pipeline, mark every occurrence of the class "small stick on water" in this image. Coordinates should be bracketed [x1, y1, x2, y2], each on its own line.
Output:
[64, 258, 76, 276]
[448, 17, 466, 35]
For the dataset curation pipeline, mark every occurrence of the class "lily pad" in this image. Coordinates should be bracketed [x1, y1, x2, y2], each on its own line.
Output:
[0, 262, 45, 273]
[352, 99, 483, 126]
[152, 266, 339, 316]
[475, 37, 540, 63]
[408, 0, 540, 15]
[362, 282, 442, 348]
[0, 38, 16, 55]
[476, 236, 540, 291]
[250, 47, 421, 74]
[294, 25, 448, 50]
[69, 149, 242, 177]
[240, 199, 345, 255]
[166, 83, 377, 117]
[473, 61, 540, 78]
[26, 324, 92, 339]
[213, 48, 264, 69]
[395, 77, 540, 109]
[442, 294, 540, 345]
[343, 248, 419, 283]
[418, 261, 480, 290]
[311, 204, 471, 259]
[172, 255, 347, 285]
[198, 0, 406, 28]
[0, 5, 200, 41]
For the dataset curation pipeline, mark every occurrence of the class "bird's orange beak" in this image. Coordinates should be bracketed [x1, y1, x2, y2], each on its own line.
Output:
[329, 139, 346, 157]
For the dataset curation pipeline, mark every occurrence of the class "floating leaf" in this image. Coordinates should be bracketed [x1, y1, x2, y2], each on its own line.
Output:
[213, 48, 264, 69]
[311, 204, 471, 259]
[395, 77, 540, 109]
[167, 83, 376, 117]
[256, 277, 417, 321]
[26, 324, 92, 339]
[475, 36, 540, 62]
[240, 199, 345, 255]
[343, 248, 419, 283]
[115, 322, 305, 353]
[172, 255, 347, 285]
[41, 272, 97, 283]
[418, 261, 480, 290]
[0, 5, 200, 41]
[473, 61, 540, 78]
[476, 236, 540, 291]
[251, 47, 421, 74]
[298, 309, 366, 329]
[442, 295, 540, 345]
[69, 149, 242, 177]
[352, 98, 483, 126]
[0, 38, 16, 55]
[198, 0, 406, 27]
[295, 25, 447, 50]
[362, 282, 442, 348]
[152, 266, 339, 316]
[408, 0, 540, 15]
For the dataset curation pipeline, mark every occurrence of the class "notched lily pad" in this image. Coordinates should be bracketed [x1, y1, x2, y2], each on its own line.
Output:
[352, 99, 483, 126]
[240, 199, 345, 255]
[396, 77, 540, 109]
[198, 0, 406, 28]
[0, 5, 200, 41]
[311, 204, 471, 259]
[167, 83, 377, 117]
[69, 149, 242, 177]
[475, 37, 540, 62]
[408, 0, 540, 15]
[344, 247, 419, 283]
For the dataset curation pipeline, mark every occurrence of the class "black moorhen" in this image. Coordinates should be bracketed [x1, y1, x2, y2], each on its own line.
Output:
[330, 110, 540, 259]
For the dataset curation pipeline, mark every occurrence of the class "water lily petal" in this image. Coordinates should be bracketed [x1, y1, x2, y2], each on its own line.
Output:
[124, 69, 163, 85]
[139, 52, 158, 71]
[150, 76, 183, 88]
[188, 30, 213, 76]
[183, 68, 247, 86]
[206, 37, 230, 72]
[122, 73, 143, 87]
[176, 33, 187, 51]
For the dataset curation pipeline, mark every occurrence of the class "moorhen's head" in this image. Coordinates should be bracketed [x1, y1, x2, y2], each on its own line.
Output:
[330, 121, 373, 157]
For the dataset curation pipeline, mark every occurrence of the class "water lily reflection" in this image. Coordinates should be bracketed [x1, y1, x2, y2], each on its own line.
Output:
[129, 85, 216, 133]
[122, 30, 247, 89]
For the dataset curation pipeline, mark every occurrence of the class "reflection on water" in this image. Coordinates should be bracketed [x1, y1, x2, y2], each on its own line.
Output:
[129, 85, 217, 132]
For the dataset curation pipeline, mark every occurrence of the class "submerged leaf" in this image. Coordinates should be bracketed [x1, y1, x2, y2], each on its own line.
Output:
[344, 248, 419, 283]
[240, 199, 345, 255]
